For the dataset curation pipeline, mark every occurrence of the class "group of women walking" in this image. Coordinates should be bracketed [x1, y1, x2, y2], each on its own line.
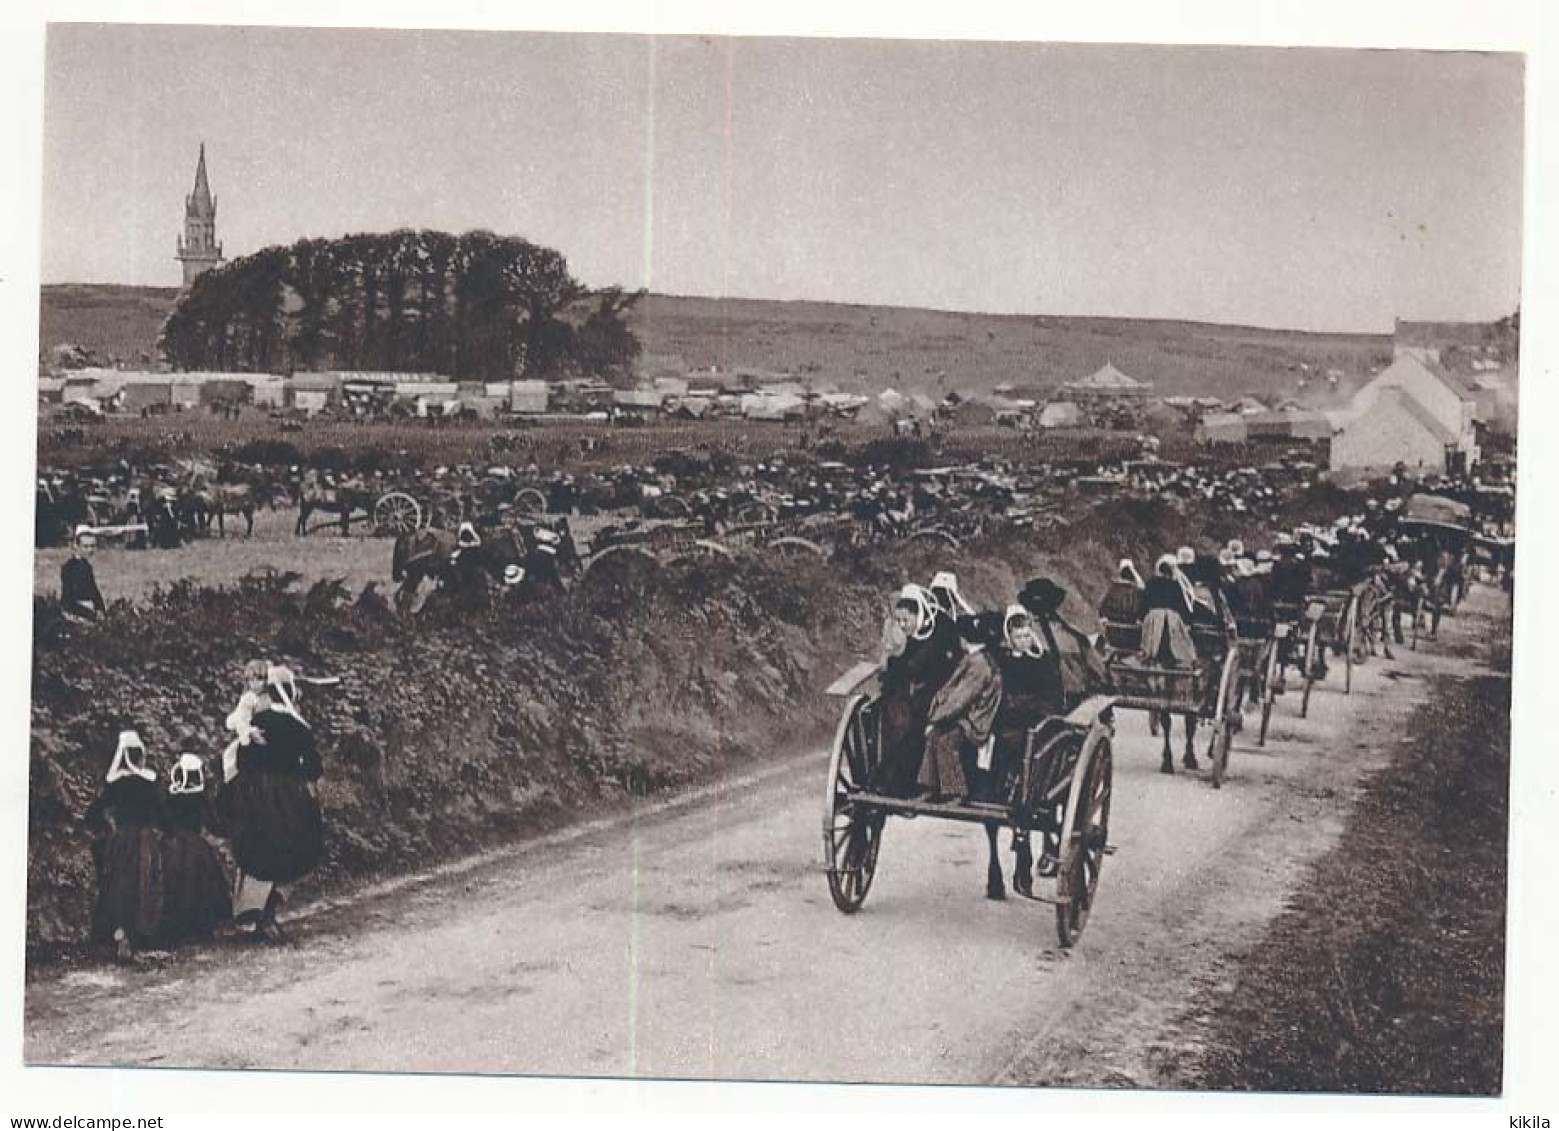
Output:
[86, 662, 324, 962]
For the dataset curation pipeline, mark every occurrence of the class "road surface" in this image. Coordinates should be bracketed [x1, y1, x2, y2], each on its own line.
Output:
[24, 588, 1505, 1085]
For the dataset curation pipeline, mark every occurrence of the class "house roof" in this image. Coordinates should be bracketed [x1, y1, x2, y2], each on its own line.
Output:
[1362, 387, 1457, 445]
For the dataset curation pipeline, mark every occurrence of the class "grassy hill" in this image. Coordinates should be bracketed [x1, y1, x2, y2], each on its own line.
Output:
[628, 293, 1393, 407]
[39, 284, 182, 369]
[40, 283, 1394, 408]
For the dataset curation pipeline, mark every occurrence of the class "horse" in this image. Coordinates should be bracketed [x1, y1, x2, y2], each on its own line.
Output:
[35, 482, 89, 548]
[185, 481, 264, 538]
[294, 480, 376, 537]
[390, 526, 527, 614]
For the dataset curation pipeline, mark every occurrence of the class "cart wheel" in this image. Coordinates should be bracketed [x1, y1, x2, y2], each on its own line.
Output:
[768, 536, 828, 560]
[373, 492, 422, 537]
[1055, 731, 1112, 949]
[823, 695, 884, 914]
[1208, 649, 1240, 789]
[513, 487, 547, 515]
[1300, 620, 1320, 719]
[1258, 640, 1279, 747]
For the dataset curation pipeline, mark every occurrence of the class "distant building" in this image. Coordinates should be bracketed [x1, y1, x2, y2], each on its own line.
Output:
[175, 144, 224, 288]
[1331, 388, 1460, 475]
[1349, 353, 1478, 461]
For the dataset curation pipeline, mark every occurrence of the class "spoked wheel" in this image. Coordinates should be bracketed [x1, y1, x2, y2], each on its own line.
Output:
[373, 491, 423, 537]
[1258, 638, 1279, 747]
[513, 487, 547, 515]
[823, 695, 885, 914]
[1055, 732, 1112, 949]
[1343, 596, 1360, 694]
[1208, 648, 1241, 790]
[1300, 619, 1321, 718]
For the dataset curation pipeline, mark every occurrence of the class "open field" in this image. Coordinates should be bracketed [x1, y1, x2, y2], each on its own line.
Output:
[38, 407, 1192, 473]
[41, 283, 1393, 408]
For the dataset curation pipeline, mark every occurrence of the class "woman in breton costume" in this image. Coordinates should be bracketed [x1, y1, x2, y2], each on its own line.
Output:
[1139, 553, 1201, 773]
[217, 665, 324, 943]
[994, 606, 1069, 894]
[917, 611, 1004, 805]
[990, 605, 1065, 798]
[872, 584, 960, 795]
[926, 570, 976, 626]
[85, 730, 167, 963]
[158, 753, 234, 944]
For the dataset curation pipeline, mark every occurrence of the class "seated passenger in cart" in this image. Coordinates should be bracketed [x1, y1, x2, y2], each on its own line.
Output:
[991, 605, 1066, 795]
[1140, 554, 1204, 773]
[871, 584, 960, 796]
[917, 612, 1004, 805]
[1099, 559, 1145, 625]
[1016, 576, 1107, 709]
[993, 606, 1069, 893]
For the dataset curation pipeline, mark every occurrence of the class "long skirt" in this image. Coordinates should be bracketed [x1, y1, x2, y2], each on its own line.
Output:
[232, 873, 292, 920]
[91, 827, 165, 945]
[872, 689, 927, 795]
[918, 727, 974, 799]
[218, 771, 324, 884]
[1140, 608, 1197, 666]
[158, 829, 233, 941]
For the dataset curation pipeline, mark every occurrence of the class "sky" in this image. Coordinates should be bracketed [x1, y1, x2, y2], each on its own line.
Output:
[39, 24, 1524, 333]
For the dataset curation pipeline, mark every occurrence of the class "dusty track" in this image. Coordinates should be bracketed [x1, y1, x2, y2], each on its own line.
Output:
[24, 588, 1506, 1085]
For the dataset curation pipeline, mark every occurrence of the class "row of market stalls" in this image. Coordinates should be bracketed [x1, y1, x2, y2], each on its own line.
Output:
[39, 369, 542, 419]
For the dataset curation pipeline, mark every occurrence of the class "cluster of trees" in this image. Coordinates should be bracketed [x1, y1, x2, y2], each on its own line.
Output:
[158, 230, 644, 384]
[1489, 308, 1520, 365]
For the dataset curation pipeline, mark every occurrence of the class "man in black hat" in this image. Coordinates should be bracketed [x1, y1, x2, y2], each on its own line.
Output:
[1017, 577, 1105, 710]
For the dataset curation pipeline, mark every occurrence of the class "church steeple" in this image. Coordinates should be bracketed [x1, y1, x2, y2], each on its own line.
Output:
[176, 142, 224, 288]
[189, 143, 214, 215]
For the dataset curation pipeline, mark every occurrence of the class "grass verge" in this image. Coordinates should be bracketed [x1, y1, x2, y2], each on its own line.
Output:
[1182, 670, 1510, 1095]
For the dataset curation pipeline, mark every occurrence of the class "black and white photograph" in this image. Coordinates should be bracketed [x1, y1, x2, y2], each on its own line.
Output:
[5, 2, 1548, 1114]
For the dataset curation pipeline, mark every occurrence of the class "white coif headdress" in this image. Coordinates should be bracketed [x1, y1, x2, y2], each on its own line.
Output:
[1003, 604, 1045, 658]
[106, 730, 155, 784]
[169, 753, 206, 795]
[897, 584, 937, 641]
[927, 570, 976, 618]
[266, 664, 309, 727]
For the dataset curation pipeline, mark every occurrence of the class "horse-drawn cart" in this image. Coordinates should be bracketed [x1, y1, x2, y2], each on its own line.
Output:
[823, 667, 1115, 949]
[1276, 589, 1361, 717]
[1233, 614, 1284, 748]
[1097, 617, 1244, 788]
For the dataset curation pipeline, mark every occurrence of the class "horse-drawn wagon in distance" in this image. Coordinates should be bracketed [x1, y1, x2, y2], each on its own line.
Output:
[293, 473, 477, 538]
[1096, 604, 1247, 788]
[821, 662, 1116, 949]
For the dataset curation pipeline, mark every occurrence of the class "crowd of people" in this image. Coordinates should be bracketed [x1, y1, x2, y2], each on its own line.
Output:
[61, 446, 1509, 958]
[867, 495, 1482, 842]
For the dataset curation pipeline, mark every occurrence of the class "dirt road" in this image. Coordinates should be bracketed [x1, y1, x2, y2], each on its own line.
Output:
[24, 588, 1506, 1085]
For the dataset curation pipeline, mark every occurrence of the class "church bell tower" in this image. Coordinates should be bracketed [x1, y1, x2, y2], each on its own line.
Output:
[175, 143, 224, 288]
